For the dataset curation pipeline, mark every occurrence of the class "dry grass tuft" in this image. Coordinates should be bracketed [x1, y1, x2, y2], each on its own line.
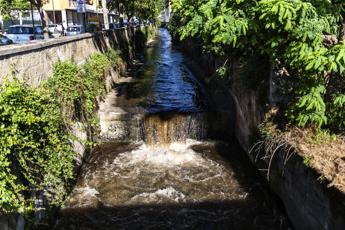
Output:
[252, 108, 345, 193]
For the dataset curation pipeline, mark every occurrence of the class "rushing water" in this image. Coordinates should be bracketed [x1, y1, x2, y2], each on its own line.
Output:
[55, 29, 290, 229]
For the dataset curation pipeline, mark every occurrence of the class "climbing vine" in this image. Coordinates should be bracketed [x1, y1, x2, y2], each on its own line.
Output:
[0, 48, 122, 214]
[49, 51, 114, 126]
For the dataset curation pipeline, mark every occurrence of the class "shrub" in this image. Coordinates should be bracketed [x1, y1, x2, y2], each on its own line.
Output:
[0, 79, 75, 213]
[49, 52, 112, 124]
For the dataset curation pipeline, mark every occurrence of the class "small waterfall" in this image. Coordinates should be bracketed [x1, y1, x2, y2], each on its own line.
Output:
[55, 28, 291, 230]
[141, 112, 208, 146]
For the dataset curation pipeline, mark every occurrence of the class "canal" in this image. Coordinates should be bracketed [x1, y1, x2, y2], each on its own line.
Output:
[55, 28, 291, 230]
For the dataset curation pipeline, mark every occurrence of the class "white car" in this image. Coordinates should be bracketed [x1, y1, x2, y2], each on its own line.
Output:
[0, 34, 13, 45]
[48, 24, 63, 35]
[5, 25, 44, 44]
[66, 25, 85, 36]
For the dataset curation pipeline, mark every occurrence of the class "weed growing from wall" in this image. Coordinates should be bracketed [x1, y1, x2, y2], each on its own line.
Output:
[0, 48, 122, 215]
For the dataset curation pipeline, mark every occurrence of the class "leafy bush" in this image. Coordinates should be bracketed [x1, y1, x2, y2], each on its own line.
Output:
[49, 52, 112, 124]
[49, 61, 83, 121]
[0, 49, 122, 214]
[172, 0, 345, 131]
[106, 48, 122, 68]
[328, 94, 345, 131]
[84, 53, 111, 79]
[0, 79, 75, 213]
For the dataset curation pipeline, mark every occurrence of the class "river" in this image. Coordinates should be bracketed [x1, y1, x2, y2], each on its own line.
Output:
[55, 28, 290, 230]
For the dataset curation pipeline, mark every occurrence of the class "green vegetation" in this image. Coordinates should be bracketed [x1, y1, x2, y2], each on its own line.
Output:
[0, 49, 120, 215]
[0, 79, 74, 213]
[170, 0, 345, 132]
[0, 0, 29, 20]
[108, 0, 164, 20]
[303, 156, 313, 167]
[49, 52, 113, 126]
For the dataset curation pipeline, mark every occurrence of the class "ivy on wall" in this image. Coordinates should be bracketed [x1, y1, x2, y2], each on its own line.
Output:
[0, 79, 74, 213]
[0, 49, 121, 215]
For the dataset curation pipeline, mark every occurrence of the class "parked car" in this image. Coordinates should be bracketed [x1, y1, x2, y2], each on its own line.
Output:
[5, 25, 44, 43]
[66, 25, 85, 36]
[48, 24, 63, 35]
[0, 34, 13, 45]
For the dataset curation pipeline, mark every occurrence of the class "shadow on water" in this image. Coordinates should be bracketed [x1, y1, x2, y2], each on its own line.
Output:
[56, 202, 287, 230]
[111, 28, 206, 114]
[52, 141, 290, 230]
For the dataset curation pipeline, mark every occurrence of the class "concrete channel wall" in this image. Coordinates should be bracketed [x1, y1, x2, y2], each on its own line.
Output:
[0, 28, 132, 86]
[180, 39, 345, 230]
[0, 28, 137, 230]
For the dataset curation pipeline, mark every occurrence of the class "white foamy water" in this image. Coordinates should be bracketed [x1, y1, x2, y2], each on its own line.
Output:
[127, 187, 186, 204]
[114, 140, 204, 166]
[64, 140, 247, 208]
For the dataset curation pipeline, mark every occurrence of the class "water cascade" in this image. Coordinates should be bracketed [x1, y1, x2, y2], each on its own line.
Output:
[142, 113, 208, 145]
[55, 28, 290, 229]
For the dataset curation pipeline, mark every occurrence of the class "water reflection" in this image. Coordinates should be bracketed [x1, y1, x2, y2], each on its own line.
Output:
[146, 28, 203, 113]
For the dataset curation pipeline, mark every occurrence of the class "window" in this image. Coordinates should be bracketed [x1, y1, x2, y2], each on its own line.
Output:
[8, 27, 34, 34]
[67, 27, 81, 32]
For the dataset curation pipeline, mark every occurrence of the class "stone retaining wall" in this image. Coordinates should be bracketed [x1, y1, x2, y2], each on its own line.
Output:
[0, 28, 140, 230]
[0, 28, 132, 86]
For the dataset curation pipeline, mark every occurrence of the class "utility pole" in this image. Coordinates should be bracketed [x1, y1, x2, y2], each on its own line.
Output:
[0, 12, 3, 33]
[30, 2, 35, 29]
[101, 0, 109, 30]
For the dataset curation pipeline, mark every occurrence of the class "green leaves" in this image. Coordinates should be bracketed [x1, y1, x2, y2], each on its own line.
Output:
[0, 79, 74, 213]
[171, 0, 345, 130]
[49, 52, 112, 124]
[328, 93, 345, 131]
[286, 79, 327, 129]
[108, 0, 164, 19]
[0, 49, 120, 214]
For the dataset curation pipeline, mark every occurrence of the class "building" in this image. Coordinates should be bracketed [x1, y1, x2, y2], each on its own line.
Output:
[0, 0, 118, 31]
[43, 0, 118, 29]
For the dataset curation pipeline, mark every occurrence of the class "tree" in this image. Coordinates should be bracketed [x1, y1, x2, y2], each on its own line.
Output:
[108, 0, 164, 20]
[0, 0, 49, 39]
[171, 0, 345, 131]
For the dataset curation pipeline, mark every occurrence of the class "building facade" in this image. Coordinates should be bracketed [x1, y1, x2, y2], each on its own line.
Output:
[43, 0, 117, 29]
[0, 0, 118, 31]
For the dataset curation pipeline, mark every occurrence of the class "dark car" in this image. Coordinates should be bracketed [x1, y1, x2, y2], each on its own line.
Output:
[0, 34, 13, 45]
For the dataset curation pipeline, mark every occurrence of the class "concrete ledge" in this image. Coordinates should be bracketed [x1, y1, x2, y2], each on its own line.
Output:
[0, 27, 133, 86]
[0, 28, 130, 59]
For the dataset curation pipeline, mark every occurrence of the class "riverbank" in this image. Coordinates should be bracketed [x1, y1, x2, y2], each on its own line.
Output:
[178, 37, 345, 229]
[0, 26, 158, 229]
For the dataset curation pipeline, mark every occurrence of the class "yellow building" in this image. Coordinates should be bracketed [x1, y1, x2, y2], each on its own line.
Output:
[43, 0, 117, 29]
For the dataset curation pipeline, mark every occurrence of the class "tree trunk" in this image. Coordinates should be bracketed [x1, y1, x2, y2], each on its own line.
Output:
[102, 0, 109, 30]
[0, 13, 4, 33]
[38, 7, 49, 39]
